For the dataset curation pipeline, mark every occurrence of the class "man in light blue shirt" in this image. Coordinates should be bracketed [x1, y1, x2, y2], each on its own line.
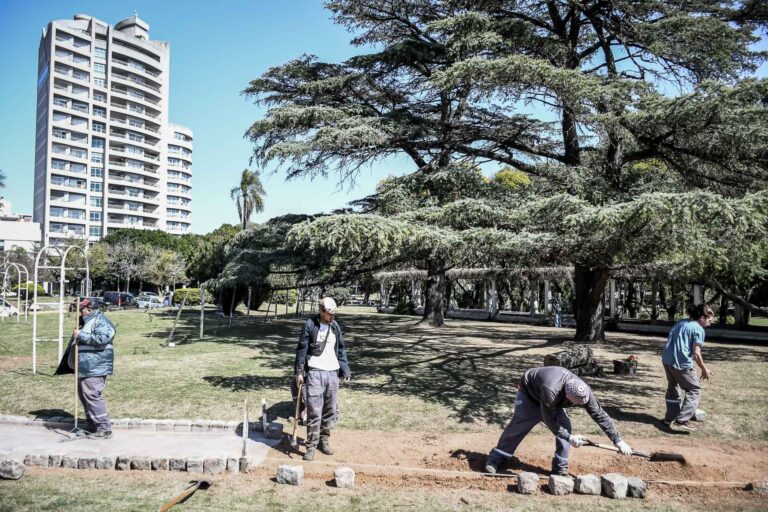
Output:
[661, 304, 714, 432]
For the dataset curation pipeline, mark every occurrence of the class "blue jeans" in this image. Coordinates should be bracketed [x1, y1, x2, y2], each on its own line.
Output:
[554, 312, 562, 327]
[305, 369, 339, 448]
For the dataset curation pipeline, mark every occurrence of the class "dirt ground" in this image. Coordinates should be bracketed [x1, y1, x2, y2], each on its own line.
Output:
[251, 429, 767, 505]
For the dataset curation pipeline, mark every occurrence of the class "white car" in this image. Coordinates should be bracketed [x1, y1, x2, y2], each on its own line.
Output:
[1, 300, 19, 317]
[137, 296, 163, 309]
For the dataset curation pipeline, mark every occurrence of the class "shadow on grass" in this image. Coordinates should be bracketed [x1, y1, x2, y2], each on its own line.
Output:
[164, 310, 759, 430]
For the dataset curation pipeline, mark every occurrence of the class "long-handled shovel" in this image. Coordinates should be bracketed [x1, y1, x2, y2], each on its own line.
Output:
[290, 380, 303, 451]
[584, 439, 687, 464]
[158, 479, 213, 511]
[72, 297, 80, 434]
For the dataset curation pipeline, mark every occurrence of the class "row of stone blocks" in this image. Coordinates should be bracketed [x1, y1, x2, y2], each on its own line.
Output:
[516, 472, 646, 499]
[277, 465, 355, 488]
[0, 414, 256, 433]
[19, 454, 258, 474]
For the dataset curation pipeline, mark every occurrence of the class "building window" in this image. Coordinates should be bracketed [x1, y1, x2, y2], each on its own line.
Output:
[90, 182, 102, 192]
[89, 226, 102, 237]
[51, 159, 67, 170]
[90, 167, 103, 177]
[91, 137, 104, 149]
[90, 197, 102, 207]
[70, 163, 87, 173]
[71, 148, 87, 159]
[89, 212, 102, 222]
[93, 92, 106, 103]
[94, 63, 106, 78]
[94, 47, 106, 59]
[93, 122, 106, 133]
[53, 97, 68, 107]
[91, 152, 103, 164]
[93, 78, 106, 88]
[93, 106, 106, 118]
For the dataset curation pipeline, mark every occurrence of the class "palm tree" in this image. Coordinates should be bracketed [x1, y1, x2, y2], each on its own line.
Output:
[0, 169, 5, 189]
[230, 169, 266, 230]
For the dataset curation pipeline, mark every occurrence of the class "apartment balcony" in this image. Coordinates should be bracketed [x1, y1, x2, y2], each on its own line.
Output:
[53, 66, 89, 84]
[110, 174, 160, 191]
[107, 188, 159, 204]
[53, 53, 91, 72]
[108, 160, 158, 179]
[111, 58, 162, 84]
[109, 116, 161, 136]
[107, 203, 160, 218]
[108, 130, 160, 149]
[166, 188, 192, 199]
[109, 101, 161, 123]
[110, 84, 161, 108]
[167, 200, 192, 211]
[49, 212, 87, 223]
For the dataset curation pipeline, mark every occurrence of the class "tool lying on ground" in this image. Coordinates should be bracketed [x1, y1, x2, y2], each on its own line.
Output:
[158, 479, 213, 511]
[584, 438, 687, 464]
[57, 428, 97, 443]
[290, 380, 303, 451]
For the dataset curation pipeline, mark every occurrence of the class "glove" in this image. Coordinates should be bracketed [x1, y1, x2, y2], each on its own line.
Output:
[568, 434, 585, 448]
[615, 440, 633, 455]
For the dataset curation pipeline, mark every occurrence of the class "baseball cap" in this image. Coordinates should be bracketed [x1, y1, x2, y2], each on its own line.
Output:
[565, 378, 590, 405]
[319, 297, 338, 314]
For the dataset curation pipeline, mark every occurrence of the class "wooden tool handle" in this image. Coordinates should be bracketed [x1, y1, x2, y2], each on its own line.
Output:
[159, 482, 200, 512]
[291, 380, 303, 437]
[584, 439, 651, 459]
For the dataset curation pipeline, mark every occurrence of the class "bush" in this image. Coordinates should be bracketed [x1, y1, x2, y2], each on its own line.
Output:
[328, 287, 352, 305]
[272, 289, 298, 306]
[173, 288, 213, 306]
[12, 282, 45, 297]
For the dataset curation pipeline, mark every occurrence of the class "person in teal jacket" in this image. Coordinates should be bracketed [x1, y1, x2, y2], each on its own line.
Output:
[72, 298, 116, 438]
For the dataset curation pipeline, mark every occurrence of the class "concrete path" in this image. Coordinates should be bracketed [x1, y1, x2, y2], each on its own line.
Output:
[0, 423, 279, 461]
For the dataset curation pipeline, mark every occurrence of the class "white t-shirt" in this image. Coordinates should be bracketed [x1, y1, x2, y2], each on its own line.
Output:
[307, 323, 340, 371]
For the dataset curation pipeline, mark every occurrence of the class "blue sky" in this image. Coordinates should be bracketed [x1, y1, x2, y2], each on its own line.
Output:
[0, 2, 765, 235]
[0, 0, 416, 234]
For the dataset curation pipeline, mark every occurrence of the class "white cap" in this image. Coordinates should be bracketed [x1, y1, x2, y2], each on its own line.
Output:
[319, 297, 338, 314]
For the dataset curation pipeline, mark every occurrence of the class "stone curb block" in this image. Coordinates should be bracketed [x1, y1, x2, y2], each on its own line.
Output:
[116, 456, 131, 471]
[227, 457, 239, 474]
[517, 472, 539, 494]
[96, 456, 116, 470]
[277, 465, 303, 485]
[748, 480, 768, 495]
[173, 420, 192, 432]
[548, 475, 574, 495]
[204, 458, 226, 475]
[574, 474, 601, 495]
[152, 458, 169, 471]
[48, 455, 63, 468]
[131, 457, 151, 471]
[24, 454, 49, 467]
[61, 455, 79, 469]
[78, 457, 97, 470]
[601, 473, 628, 499]
[627, 477, 646, 498]
[334, 466, 355, 488]
[155, 420, 174, 432]
[187, 458, 203, 474]
[169, 458, 187, 471]
[0, 457, 26, 480]
[140, 420, 157, 431]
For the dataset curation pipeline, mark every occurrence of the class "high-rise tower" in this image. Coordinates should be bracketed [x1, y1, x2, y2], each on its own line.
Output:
[34, 14, 193, 245]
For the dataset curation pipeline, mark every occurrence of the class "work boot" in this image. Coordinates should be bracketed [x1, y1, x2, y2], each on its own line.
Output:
[485, 452, 504, 474]
[551, 467, 570, 477]
[673, 420, 696, 432]
[303, 447, 316, 462]
[89, 429, 113, 440]
[318, 438, 334, 456]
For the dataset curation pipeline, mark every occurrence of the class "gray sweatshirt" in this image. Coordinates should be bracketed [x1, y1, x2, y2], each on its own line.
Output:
[521, 366, 621, 444]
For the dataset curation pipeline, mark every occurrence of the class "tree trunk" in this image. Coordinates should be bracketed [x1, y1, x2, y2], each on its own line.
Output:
[420, 257, 447, 327]
[573, 265, 610, 342]
[718, 294, 729, 326]
[734, 303, 751, 329]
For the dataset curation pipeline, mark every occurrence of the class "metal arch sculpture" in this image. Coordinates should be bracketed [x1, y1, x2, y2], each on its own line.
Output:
[31, 246, 64, 375]
[58, 245, 90, 364]
[0, 262, 30, 324]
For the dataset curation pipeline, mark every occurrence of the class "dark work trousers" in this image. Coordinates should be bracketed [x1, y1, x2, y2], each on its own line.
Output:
[663, 364, 701, 422]
[305, 369, 339, 449]
[491, 385, 572, 473]
[78, 376, 111, 431]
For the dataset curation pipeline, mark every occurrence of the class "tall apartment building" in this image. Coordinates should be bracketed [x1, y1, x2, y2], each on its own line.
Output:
[33, 13, 193, 246]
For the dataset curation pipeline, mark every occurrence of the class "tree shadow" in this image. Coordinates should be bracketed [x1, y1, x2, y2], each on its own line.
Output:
[174, 310, 762, 431]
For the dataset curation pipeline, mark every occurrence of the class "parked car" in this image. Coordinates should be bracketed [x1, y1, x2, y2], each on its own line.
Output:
[137, 296, 163, 309]
[101, 291, 138, 309]
[138, 292, 159, 300]
[1, 299, 19, 318]
[68, 297, 106, 312]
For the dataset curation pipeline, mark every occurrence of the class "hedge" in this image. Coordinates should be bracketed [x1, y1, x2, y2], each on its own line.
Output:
[173, 288, 213, 306]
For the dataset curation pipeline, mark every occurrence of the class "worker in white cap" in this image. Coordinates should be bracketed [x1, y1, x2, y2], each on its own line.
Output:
[294, 297, 351, 461]
[485, 366, 633, 475]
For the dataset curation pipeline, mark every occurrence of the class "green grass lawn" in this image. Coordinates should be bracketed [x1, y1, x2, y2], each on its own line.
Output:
[1, 307, 767, 441]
